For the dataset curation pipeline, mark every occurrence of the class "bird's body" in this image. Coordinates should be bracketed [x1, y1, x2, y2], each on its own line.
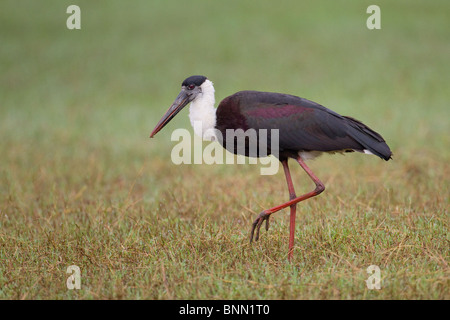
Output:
[150, 75, 392, 261]
[215, 90, 391, 161]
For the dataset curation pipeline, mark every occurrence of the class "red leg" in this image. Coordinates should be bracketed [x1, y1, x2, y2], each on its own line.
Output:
[281, 160, 297, 261]
[250, 156, 325, 261]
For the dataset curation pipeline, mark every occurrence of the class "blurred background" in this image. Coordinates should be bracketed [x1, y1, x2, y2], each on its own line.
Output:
[1, 0, 448, 158]
[0, 0, 448, 299]
[1, 0, 448, 204]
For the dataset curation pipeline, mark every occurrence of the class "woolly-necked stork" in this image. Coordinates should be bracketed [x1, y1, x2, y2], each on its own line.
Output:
[150, 75, 392, 261]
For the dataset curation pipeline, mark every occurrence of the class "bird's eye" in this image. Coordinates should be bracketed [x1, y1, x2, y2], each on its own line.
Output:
[188, 84, 195, 90]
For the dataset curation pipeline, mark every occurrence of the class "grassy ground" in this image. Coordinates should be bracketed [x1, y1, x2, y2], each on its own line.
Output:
[0, 0, 449, 299]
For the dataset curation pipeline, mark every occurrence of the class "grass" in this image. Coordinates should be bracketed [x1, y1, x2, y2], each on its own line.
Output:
[0, 0, 449, 299]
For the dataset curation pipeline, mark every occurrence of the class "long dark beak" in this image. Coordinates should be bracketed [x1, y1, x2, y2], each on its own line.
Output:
[150, 89, 190, 138]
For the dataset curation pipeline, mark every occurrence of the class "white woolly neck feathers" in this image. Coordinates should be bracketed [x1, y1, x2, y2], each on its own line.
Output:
[188, 79, 217, 140]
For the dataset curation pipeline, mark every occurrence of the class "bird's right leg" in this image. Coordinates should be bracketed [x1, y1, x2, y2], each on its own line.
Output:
[284, 160, 298, 261]
[250, 156, 325, 254]
[249, 159, 295, 235]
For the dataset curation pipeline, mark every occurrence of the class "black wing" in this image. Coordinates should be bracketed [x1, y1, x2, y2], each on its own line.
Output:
[225, 91, 392, 160]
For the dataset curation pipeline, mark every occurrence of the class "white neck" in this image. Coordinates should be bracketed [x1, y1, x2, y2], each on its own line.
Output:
[189, 79, 217, 140]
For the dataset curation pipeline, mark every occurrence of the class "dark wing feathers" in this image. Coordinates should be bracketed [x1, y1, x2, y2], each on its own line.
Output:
[341, 116, 392, 160]
[221, 91, 392, 160]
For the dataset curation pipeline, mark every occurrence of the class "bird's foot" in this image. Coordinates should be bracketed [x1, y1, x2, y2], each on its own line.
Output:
[250, 210, 271, 243]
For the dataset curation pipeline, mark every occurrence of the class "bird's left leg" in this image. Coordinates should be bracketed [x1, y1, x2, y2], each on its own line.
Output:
[250, 156, 325, 247]
[250, 159, 297, 244]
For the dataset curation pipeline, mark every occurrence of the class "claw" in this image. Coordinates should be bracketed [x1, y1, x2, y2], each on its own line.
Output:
[250, 211, 270, 243]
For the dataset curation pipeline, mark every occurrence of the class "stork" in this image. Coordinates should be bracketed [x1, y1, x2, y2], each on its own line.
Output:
[150, 75, 392, 261]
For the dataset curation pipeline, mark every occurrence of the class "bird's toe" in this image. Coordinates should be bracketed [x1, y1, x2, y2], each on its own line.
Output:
[249, 211, 270, 243]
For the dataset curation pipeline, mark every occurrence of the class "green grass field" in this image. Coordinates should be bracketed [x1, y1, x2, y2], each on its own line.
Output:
[0, 0, 448, 299]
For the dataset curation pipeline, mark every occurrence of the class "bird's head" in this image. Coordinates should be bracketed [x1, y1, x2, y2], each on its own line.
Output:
[150, 75, 208, 138]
